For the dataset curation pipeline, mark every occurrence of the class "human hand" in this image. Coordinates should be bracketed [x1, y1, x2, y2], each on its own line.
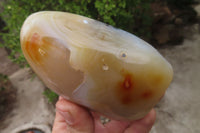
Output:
[52, 96, 156, 133]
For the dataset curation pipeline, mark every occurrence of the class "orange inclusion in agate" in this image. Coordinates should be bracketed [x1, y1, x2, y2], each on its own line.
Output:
[25, 33, 50, 65]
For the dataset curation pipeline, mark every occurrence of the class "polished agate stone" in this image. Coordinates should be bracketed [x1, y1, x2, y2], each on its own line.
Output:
[20, 11, 173, 120]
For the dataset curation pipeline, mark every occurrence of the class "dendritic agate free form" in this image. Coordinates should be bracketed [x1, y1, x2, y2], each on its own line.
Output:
[20, 11, 173, 120]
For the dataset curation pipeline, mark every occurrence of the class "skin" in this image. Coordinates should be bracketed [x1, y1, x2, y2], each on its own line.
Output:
[52, 96, 156, 133]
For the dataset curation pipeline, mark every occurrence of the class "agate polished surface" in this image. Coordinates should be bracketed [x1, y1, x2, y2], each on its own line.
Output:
[20, 11, 173, 120]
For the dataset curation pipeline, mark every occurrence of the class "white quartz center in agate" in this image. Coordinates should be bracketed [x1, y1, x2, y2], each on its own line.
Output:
[20, 11, 173, 120]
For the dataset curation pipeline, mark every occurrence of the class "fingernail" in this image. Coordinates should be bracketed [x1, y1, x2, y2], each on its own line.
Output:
[58, 110, 74, 125]
[59, 96, 64, 100]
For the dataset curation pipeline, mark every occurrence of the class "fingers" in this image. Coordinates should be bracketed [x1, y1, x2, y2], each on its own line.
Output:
[52, 111, 68, 132]
[52, 96, 156, 133]
[124, 109, 156, 133]
[52, 97, 94, 133]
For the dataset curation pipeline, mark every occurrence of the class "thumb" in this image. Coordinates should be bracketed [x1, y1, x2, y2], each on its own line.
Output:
[55, 97, 94, 133]
[124, 109, 156, 133]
